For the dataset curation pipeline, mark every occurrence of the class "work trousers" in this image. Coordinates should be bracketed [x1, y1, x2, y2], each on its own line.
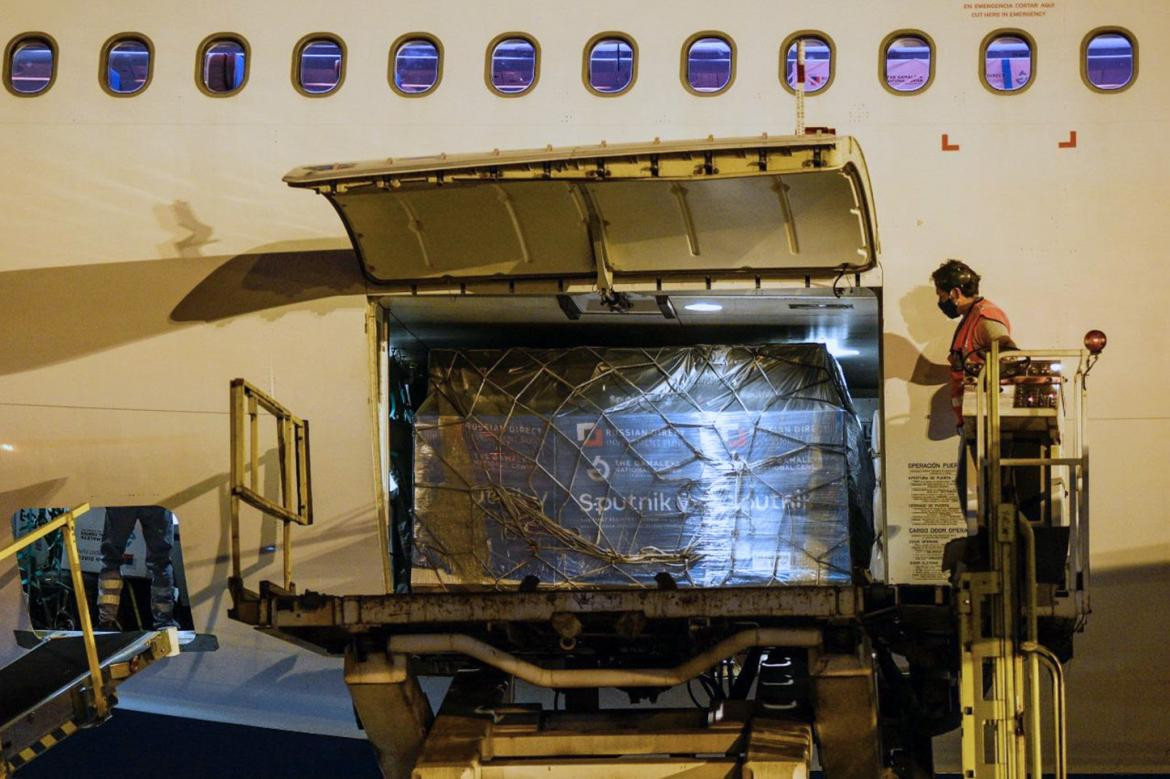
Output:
[99, 507, 175, 624]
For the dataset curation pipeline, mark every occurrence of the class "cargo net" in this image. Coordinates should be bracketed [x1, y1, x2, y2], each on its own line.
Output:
[412, 345, 872, 589]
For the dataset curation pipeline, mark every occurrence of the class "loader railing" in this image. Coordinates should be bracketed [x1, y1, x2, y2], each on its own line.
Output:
[974, 342, 1094, 623]
[229, 379, 313, 593]
[0, 503, 107, 720]
[961, 335, 1102, 779]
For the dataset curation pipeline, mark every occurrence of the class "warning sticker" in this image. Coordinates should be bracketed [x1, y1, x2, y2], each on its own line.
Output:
[905, 461, 967, 582]
[961, 1, 1056, 18]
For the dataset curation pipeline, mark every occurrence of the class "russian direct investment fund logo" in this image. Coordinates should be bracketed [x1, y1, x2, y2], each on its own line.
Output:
[576, 422, 610, 481]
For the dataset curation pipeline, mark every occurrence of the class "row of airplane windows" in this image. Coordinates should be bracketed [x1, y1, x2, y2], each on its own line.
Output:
[3, 27, 1137, 100]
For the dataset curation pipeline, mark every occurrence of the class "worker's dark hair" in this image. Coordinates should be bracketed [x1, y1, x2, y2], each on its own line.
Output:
[931, 259, 980, 296]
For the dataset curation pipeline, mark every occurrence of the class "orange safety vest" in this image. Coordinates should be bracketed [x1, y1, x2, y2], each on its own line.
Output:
[948, 298, 1011, 423]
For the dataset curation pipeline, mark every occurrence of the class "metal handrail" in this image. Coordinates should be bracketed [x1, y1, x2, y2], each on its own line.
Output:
[975, 343, 1093, 618]
[970, 341, 1088, 778]
[1021, 640, 1068, 779]
[0, 503, 108, 720]
[229, 379, 313, 593]
[1019, 515, 1043, 779]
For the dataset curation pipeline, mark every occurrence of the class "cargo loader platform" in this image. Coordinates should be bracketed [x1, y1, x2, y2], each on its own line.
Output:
[230, 579, 957, 778]
[229, 582, 876, 655]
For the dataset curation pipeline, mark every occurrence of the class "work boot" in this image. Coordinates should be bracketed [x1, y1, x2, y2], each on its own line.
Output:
[97, 570, 123, 629]
[151, 584, 178, 630]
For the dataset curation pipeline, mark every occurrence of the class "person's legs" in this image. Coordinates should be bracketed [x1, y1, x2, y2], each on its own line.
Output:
[98, 508, 137, 629]
[138, 507, 176, 628]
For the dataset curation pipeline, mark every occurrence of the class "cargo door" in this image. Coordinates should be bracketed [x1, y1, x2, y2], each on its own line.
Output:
[284, 135, 879, 286]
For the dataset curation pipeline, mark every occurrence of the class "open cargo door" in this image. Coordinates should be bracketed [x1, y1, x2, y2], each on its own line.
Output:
[283, 135, 879, 287]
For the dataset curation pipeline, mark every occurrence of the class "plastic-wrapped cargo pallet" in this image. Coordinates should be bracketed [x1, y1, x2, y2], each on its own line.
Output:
[412, 345, 873, 589]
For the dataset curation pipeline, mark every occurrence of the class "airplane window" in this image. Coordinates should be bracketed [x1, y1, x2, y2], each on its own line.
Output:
[684, 35, 734, 94]
[1083, 30, 1135, 91]
[883, 33, 932, 94]
[586, 35, 635, 95]
[104, 36, 152, 95]
[393, 37, 441, 95]
[296, 36, 344, 96]
[488, 36, 538, 95]
[783, 34, 833, 94]
[199, 36, 248, 96]
[983, 33, 1033, 92]
[5, 35, 55, 95]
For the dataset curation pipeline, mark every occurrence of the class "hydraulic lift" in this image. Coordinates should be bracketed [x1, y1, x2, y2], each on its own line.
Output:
[225, 330, 1103, 778]
[221, 132, 1104, 775]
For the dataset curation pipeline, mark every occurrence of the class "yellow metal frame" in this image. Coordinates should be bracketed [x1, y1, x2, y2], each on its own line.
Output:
[229, 379, 313, 592]
[0, 504, 107, 720]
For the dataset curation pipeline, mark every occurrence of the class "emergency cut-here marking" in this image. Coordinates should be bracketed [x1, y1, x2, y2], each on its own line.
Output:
[1059, 130, 1077, 149]
[941, 134, 960, 151]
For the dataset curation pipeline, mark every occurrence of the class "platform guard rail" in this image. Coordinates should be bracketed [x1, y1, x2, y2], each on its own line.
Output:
[960, 335, 1102, 779]
[229, 379, 312, 596]
[1, 504, 106, 721]
[1, 503, 114, 777]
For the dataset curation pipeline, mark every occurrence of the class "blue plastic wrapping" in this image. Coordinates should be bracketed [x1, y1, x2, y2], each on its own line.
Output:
[412, 345, 872, 589]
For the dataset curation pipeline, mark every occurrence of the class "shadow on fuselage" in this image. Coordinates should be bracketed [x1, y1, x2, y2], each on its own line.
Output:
[0, 244, 366, 376]
[882, 284, 956, 441]
[170, 247, 365, 322]
[1064, 554, 1170, 768]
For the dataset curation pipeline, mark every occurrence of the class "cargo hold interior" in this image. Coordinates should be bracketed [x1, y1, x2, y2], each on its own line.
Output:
[380, 287, 883, 590]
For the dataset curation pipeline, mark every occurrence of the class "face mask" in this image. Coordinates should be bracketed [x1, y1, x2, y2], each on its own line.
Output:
[938, 298, 960, 319]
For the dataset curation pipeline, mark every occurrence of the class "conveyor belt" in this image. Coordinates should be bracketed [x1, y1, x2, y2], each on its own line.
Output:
[0, 631, 174, 775]
[0, 632, 151, 731]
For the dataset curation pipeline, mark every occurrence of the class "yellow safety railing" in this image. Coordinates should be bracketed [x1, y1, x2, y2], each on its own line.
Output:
[0, 503, 108, 720]
[229, 379, 313, 593]
[960, 333, 1102, 779]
